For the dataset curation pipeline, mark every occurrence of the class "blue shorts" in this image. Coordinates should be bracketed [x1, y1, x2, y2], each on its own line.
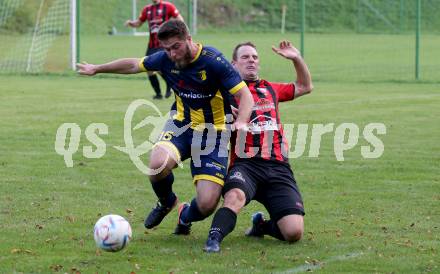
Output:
[154, 120, 229, 186]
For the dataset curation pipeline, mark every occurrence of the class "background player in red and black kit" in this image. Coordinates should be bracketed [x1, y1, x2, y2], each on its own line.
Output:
[125, 0, 184, 99]
[204, 41, 313, 252]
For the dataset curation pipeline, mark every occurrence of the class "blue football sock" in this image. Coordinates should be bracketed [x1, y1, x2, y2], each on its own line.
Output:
[151, 173, 176, 208]
[180, 198, 206, 223]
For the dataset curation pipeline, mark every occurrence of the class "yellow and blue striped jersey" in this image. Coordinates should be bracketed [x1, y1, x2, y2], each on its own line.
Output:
[139, 44, 246, 130]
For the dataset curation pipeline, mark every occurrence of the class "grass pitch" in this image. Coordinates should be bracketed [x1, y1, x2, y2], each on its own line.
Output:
[0, 32, 439, 273]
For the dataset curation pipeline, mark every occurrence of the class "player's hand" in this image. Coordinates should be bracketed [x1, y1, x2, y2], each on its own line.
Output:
[272, 40, 301, 61]
[232, 120, 248, 132]
[125, 20, 139, 28]
[76, 62, 97, 76]
[231, 106, 238, 119]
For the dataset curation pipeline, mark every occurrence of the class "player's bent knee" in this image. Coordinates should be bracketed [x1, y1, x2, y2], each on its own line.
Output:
[282, 227, 303, 243]
[148, 159, 171, 181]
[223, 188, 246, 214]
[278, 215, 304, 243]
[148, 145, 178, 176]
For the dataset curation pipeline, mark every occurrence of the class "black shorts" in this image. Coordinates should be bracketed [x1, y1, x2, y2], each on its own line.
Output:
[223, 158, 305, 222]
[146, 47, 163, 56]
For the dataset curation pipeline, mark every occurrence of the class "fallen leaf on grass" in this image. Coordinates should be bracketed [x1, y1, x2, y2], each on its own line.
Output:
[70, 266, 80, 273]
[10, 248, 34, 255]
[65, 215, 76, 223]
[11, 248, 21, 254]
[49, 264, 63, 272]
[355, 231, 364, 237]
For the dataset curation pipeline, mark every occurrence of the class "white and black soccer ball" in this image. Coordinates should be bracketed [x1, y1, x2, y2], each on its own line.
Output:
[93, 214, 132, 252]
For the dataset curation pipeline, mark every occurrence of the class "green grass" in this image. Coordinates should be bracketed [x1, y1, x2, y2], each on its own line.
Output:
[77, 32, 440, 83]
[81, 31, 440, 84]
[2, 32, 439, 81]
[0, 32, 439, 273]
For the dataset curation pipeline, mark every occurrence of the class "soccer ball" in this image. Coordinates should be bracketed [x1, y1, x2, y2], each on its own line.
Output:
[93, 214, 132, 252]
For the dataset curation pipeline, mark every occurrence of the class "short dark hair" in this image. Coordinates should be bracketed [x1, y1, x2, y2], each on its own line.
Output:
[158, 19, 190, 41]
[232, 42, 257, 61]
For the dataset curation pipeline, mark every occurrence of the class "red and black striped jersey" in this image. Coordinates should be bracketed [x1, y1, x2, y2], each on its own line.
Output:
[231, 79, 295, 165]
[139, 1, 180, 49]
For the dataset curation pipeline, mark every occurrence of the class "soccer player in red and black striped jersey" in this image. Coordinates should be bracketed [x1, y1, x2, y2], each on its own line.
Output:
[125, 0, 184, 99]
[204, 41, 313, 252]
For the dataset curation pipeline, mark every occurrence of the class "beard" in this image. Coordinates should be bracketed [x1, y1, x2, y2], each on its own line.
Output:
[174, 43, 193, 69]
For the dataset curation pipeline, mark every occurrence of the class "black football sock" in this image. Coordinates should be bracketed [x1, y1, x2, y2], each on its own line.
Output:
[165, 83, 171, 95]
[262, 219, 285, 241]
[180, 198, 206, 223]
[151, 173, 176, 208]
[148, 75, 161, 96]
[208, 207, 237, 242]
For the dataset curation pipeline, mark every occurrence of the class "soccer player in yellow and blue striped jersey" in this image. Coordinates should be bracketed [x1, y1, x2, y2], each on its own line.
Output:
[77, 19, 253, 236]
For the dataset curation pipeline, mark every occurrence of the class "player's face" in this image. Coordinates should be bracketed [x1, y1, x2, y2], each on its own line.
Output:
[160, 36, 193, 69]
[233, 45, 260, 81]
[152, 0, 161, 4]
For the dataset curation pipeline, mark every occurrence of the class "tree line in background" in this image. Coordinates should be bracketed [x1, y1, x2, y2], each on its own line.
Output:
[1, 0, 439, 34]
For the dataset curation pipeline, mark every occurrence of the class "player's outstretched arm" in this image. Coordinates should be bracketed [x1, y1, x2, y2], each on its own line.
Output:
[272, 41, 313, 98]
[125, 19, 143, 28]
[232, 86, 254, 131]
[77, 58, 142, 76]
